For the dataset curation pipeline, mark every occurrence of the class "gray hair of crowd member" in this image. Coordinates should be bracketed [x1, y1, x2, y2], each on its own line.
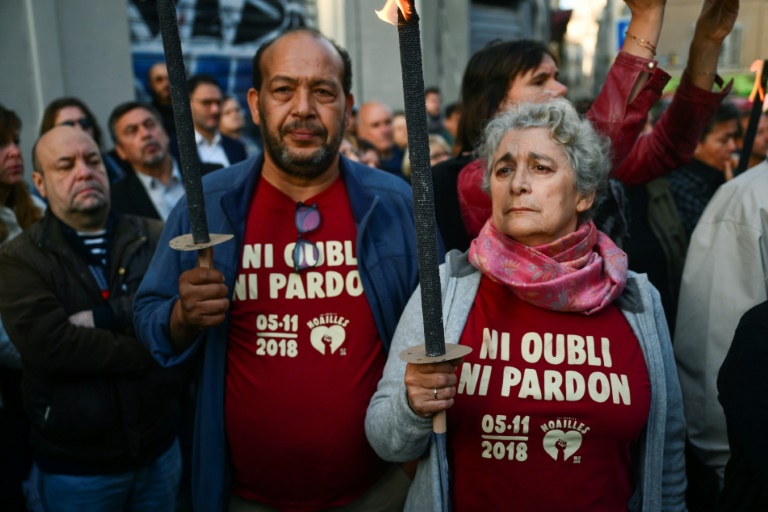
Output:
[478, 99, 611, 222]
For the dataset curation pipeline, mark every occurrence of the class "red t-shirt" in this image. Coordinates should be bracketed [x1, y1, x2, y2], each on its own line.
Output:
[449, 276, 651, 511]
[225, 176, 387, 511]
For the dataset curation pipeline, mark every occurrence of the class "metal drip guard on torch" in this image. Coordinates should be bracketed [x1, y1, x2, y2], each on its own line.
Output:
[156, 0, 233, 266]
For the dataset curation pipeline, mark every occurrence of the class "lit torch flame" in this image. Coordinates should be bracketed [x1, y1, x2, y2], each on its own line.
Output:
[749, 59, 766, 103]
[375, 0, 412, 24]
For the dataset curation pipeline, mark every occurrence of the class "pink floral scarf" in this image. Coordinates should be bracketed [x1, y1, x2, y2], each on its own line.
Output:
[468, 219, 628, 314]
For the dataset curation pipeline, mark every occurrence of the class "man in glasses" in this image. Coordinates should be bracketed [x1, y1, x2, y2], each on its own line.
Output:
[134, 28, 421, 512]
[147, 62, 177, 139]
[185, 74, 247, 169]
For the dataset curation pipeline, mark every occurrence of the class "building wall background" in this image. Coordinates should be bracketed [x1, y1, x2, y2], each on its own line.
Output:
[4, 0, 553, 181]
[2, 0, 134, 176]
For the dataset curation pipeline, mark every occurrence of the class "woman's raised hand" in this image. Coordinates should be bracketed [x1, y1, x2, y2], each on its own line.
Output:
[694, 0, 739, 44]
[624, 0, 667, 18]
[686, 0, 739, 91]
[404, 359, 463, 418]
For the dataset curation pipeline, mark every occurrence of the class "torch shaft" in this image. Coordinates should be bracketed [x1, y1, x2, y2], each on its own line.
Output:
[397, 4, 446, 358]
[736, 60, 768, 177]
[156, 0, 210, 244]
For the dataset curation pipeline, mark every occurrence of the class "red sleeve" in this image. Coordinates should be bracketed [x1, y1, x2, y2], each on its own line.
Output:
[586, 52, 670, 171]
[613, 73, 733, 186]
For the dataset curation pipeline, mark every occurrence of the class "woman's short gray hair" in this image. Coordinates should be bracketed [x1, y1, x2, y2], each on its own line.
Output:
[477, 99, 611, 221]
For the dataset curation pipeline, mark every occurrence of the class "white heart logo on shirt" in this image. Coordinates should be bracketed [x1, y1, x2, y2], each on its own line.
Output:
[310, 325, 346, 355]
[542, 429, 582, 461]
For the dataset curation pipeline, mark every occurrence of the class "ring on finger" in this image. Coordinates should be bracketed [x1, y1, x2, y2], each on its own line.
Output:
[434, 387, 438, 400]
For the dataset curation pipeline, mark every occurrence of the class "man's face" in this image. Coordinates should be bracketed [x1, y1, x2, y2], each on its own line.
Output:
[357, 103, 393, 153]
[149, 63, 170, 103]
[33, 127, 109, 230]
[425, 92, 441, 117]
[114, 107, 170, 170]
[747, 115, 768, 162]
[247, 32, 352, 179]
[444, 110, 460, 138]
[501, 54, 568, 109]
[190, 83, 223, 135]
[694, 119, 739, 171]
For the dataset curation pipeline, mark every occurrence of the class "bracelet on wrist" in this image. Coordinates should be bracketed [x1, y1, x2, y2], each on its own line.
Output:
[625, 31, 657, 57]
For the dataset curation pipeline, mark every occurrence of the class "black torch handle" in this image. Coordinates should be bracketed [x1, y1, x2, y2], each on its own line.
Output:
[397, 2, 446, 358]
[156, 0, 210, 244]
[736, 59, 768, 177]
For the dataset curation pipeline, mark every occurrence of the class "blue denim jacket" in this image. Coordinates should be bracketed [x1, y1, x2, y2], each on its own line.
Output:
[134, 155, 422, 512]
[365, 250, 687, 511]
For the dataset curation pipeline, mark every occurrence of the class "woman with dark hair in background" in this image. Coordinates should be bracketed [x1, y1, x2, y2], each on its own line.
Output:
[432, 0, 737, 253]
[39, 96, 104, 148]
[0, 103, 43, 511]
[39, 96, 128, 183]
[1, 107, 42, 243]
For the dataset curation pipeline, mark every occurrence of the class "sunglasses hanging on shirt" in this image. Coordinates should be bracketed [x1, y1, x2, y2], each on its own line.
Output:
[292, 202, 321, 273]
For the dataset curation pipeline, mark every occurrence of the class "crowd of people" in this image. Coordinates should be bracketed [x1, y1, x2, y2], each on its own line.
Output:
[2, 0, 767, 510]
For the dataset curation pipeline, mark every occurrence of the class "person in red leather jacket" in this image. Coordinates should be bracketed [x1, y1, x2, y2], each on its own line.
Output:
[432, 0, 736, 253]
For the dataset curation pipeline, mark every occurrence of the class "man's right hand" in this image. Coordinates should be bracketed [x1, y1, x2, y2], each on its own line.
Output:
[169, 266, 230, 352]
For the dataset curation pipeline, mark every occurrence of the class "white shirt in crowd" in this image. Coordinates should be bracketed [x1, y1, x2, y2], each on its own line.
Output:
[195, 130, 230, 168]
[134, 158, 185, 221]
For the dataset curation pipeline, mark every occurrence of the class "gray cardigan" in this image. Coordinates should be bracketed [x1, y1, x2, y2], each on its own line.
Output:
[365, 250, 687, 511]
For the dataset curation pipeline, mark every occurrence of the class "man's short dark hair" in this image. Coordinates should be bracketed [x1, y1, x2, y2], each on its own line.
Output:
[188, 74, 222, 97]
[702, 101, 741, 141]
[108, 101, 164, 144]
[445, 102, 460, 119]
[251, 28, 352, 95]
[425, 86, 440, 97]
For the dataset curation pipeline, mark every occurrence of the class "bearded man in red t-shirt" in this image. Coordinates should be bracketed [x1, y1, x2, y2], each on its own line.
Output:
[134, 29, 422, 512]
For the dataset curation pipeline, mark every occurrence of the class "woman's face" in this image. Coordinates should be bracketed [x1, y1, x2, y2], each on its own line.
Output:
[220, 98, 245, 137]
[501, 55, 568, 109]
[0, 133, 23, 191]
[489, 127, 593, 247]
[54, 106, 95, 139]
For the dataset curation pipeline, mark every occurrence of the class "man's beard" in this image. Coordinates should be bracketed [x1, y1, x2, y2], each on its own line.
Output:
[69, 193, 110, 230]
[142, 145, 167, 168]
[260, 106, 342, 179]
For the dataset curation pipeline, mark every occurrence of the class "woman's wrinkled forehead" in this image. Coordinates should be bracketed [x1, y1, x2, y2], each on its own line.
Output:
[492, 128, 568, 164]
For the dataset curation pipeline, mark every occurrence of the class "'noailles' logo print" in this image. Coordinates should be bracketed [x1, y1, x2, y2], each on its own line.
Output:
[307, 313, 350, 355]
[310, 325, 346, 355]
[540, 417, 590, 462]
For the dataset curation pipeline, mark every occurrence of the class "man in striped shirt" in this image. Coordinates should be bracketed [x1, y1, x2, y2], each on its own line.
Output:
[0, 126, 185, 511]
